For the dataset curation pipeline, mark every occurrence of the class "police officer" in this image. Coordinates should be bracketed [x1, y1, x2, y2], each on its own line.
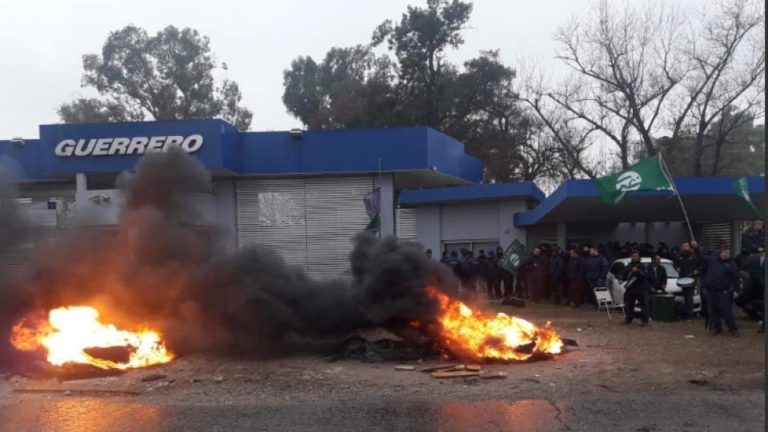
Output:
[622, 252, 650, 327]
[700, 247, 740, 336]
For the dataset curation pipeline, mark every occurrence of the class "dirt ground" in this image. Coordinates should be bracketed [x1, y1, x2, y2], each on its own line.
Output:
[0, 303, 764, 431]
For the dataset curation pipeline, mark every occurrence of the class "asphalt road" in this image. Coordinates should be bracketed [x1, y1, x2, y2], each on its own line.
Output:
[0, 392, 763, 432]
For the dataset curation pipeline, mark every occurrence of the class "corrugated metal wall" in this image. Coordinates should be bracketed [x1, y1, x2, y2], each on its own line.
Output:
[395, 208, 416, 240]
[236, 176, 373, 279]
[698, 222, 732, 251]
[0, 182, 77, 269]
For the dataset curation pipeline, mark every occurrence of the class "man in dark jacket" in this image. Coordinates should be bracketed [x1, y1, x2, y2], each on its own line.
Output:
[476, 250, 490, 296]
[700, 247, 740, 336]
[742, 221, 765, 254]
[567, 249, 586, 308]
[448, 250, 461, 279]
[622, 252, 651, 326]
[459, 249, 476, 293]
[648, 255, 668, 293]
[486, 251, 501, 299]
[525, 247, 549, 302]
[496, 246, 515, 298]
[549, 247, 566, 305]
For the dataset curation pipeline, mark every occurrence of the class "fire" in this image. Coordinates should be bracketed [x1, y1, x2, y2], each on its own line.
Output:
[426, 287, 563, 361]
[11, 306, 173, 370]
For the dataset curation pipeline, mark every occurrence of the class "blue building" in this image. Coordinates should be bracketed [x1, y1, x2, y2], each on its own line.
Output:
[0, 119, 481, 277]
[1, 119, 764, 276]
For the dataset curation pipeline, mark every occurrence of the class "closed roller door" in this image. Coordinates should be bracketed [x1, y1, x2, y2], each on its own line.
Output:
[236, 179, 307, 268]
[396, 208, 416, 241]
[698, 222, 732, 251]
[305, 176, 373, 279]
[0, 182, 76, 269]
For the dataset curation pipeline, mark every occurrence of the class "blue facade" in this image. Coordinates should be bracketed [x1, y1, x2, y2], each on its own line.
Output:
[0, 120, 483, 183]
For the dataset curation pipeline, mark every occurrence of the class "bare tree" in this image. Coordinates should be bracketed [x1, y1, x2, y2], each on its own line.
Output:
[522, 0, 764, 178]
[550, 0, 686, 164]
[519, 67, 601, 178]
[670, 0, 765, 175]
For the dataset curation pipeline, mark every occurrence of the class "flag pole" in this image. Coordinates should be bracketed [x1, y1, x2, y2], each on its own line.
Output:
[658, 154, 695, 242]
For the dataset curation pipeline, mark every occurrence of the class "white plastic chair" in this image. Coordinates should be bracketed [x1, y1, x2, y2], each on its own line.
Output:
[594, 287, 624, 319]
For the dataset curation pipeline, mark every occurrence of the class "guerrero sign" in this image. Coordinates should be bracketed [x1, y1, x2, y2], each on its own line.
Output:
[54, 135, 204, 157]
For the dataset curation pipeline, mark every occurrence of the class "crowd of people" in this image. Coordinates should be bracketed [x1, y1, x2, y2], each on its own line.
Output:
[432, 221, 765, 335]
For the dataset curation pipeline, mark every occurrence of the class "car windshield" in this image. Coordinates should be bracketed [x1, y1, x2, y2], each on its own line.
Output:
[662, 262, 679, 278]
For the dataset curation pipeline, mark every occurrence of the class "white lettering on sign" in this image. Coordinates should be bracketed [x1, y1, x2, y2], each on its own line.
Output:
[54, 135, 204, 157]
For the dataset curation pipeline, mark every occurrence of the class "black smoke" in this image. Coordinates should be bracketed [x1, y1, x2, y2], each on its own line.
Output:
[1, 149, 457, 358]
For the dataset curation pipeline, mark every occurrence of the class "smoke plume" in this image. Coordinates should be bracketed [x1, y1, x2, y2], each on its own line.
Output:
[1, 149, 457, 359]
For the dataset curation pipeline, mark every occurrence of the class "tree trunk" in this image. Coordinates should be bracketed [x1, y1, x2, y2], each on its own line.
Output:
[710, 136, 726, 176]
[692, 125, 707, 176]
[620, 146, 629, 169]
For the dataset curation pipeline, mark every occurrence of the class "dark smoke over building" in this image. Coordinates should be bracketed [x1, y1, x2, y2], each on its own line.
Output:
[0, 149, 455, 360]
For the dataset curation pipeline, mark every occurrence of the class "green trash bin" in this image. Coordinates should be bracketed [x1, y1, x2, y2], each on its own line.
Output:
[651, 294, 676, 322]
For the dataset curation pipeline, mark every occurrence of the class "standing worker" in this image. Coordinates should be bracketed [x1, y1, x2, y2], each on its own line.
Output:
[700, 247, 740, 337]
[622, 252, 651, 327]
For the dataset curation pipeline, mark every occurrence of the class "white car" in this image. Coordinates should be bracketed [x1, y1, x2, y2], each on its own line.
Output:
[605, 257, 702, 315]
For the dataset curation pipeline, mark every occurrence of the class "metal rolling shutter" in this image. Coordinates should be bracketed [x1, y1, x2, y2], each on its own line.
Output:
[0, 182, 76, 269]
[396, 207, 416, 241]
[305, 176, 373, 279]
[698, 222, 732, 251]
[236, 179, 308, 268]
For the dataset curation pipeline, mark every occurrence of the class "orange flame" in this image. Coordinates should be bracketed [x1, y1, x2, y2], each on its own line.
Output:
[426, 287, 563, 361]
[11, 306, 173, 369]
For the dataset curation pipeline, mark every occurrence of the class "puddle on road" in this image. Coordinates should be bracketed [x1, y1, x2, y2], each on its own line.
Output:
[4, 399, 163, 432]
[437, 399, 568, 432]
[0, 397, 570, 432]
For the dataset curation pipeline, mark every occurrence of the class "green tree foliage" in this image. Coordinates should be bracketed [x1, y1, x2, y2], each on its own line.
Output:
[372, 0, 472, 128]
[282, 1, 567, 183]
[58, 98, 143, 124]
[659, 112, 765, 177]
[59, 25, 252, 131]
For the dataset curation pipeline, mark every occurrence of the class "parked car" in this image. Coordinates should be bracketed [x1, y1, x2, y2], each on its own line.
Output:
[605, 257, 702, 315]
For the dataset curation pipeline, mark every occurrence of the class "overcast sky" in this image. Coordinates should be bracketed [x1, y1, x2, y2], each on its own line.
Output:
[0, 0, 692, 139]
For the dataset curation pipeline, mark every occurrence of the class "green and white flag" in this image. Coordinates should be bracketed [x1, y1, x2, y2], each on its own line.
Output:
[593, 155, 673, 205]
[497, 239, 529, 273]
[733, 176, 761, 216]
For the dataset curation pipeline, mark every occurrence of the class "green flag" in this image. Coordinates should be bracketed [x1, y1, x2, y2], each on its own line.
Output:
[733, 176, 761, 216]
[498, 239, 529, 273]
[364, 213, 380, 233]
[593, 155, 673, 204]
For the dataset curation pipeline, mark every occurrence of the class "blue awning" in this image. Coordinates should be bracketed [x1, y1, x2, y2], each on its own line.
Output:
[398, 182, 545, 207]
[514, 176, 766, 226]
